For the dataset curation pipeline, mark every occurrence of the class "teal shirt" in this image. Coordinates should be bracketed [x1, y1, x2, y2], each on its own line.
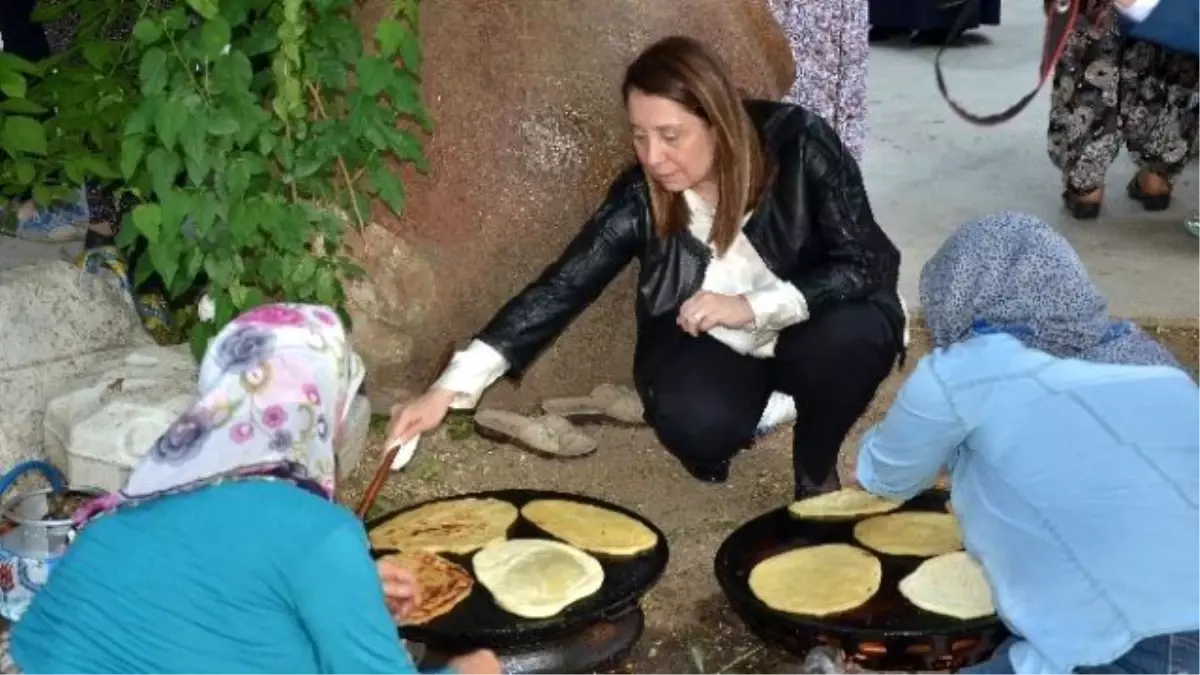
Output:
[12, 480, 426, 674]
[857, 334, 1200, 673]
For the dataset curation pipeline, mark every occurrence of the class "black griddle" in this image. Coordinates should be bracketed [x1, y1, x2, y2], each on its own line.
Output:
[714, 490, 1008, 672]
[367, 489, 669, 649]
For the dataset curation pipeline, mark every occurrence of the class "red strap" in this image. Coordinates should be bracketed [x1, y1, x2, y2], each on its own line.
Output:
[935, 0, 1081, 125]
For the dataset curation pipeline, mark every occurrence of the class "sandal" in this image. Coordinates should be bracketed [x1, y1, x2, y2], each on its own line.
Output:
[1062, 187, 1102, 220]
[1126, 175, 1171, 212]
[540, 384, 645, 427]
[473, 410, 597, 458]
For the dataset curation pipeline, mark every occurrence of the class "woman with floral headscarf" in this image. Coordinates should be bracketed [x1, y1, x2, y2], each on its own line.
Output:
[854, 213, 1199, 674]
[8, 304, 500, 674]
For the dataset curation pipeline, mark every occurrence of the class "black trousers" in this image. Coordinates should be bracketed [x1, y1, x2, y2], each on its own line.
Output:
[640, 300, 900, 497]
[0, 0, 52, 62]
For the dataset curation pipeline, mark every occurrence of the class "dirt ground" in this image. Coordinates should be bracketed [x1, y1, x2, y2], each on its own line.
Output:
[339, 321, 1199, 674]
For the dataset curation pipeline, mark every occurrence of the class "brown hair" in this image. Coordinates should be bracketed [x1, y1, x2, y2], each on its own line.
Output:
[622, 36, 769, 256]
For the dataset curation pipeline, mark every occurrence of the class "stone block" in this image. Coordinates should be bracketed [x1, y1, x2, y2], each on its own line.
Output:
[40, 344, 371, 492]
[0, 260, 151, 372]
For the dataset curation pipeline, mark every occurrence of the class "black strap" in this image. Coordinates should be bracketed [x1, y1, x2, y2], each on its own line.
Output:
[935, 0, 1081, 125]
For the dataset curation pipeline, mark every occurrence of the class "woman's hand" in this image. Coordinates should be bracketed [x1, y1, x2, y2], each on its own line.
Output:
[386, 388, 457, 448]
[449, 649, 504, 674]
[678, 291, 755, 336]
[376, 558, 420, 624]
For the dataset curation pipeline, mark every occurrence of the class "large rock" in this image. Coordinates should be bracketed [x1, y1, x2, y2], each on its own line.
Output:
[42, 346, 372, 492]
[348, 0, 793, 411]
[0, 260, 152, 468]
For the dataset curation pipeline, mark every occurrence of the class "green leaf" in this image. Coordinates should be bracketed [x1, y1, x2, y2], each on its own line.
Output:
[368, 160, 406, 215]
[80, 156, 121, 180]
[199, 17, 233, 59]
[30, 2, 70, 22]
[145, 148, 182, 199]
[132, 203, 163, 242]
[132, 18, 163, 44]
[374, 19, 406, 59]
[185, 0, 220, 20]
[160, 189, 190, 236]
[1, 116, 48, 156]
[121, 135, 146, 180]
[81, 42, 117, 71]
[124, 98, 160, 137]
[0, 71, 27, 99]
[148, 237, 181, 289]
[355, 56, 392, 96]
[224, 160, 252, 200]
[154, 98, 188, 151]
[0, 98, 47, 115]
[13, 161, 35, 185]
[189, 323, 214, 361]
[315, 267, 338, 305]
[204, 256, 233, 286]
[206, 110, 240, 136]
[290, 256, 317, 286]
[0, 53, 41, 76]
[139, 48, 169, 95]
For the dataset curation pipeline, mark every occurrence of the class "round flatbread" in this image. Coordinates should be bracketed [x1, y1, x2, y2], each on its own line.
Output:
[521, 499, 658, 556]
[748, 543, 882, 617]
[472, 538, 604, 619]
[854, 512, 963, 557]
[788, 488, 903, 520]
[379, 550, 474, 625]
[369, 497, 519, 554]
[899, 551, 995, 620]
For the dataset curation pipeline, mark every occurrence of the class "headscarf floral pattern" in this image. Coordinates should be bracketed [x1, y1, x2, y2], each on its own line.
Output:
[919, 211, 1182, 370]
[74, 304, 366, 526]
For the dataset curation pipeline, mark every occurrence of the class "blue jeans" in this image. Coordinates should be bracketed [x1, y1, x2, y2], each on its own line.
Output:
[961, 632, 1200, 674]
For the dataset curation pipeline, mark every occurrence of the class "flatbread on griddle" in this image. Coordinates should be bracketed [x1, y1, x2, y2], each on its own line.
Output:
[369, 497, 518, 554]
[899, 551, 995, 620]
[788, 488, 903, 520]
[853, 511, 963, 557]
[379, 550, 474, 625]
[748, 543, 881, 617]
[521, 499, 658, 556]
[472, 538, 604, 619]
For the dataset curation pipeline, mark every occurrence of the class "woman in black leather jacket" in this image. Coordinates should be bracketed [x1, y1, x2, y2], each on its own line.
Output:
[389, 36, 906, 499]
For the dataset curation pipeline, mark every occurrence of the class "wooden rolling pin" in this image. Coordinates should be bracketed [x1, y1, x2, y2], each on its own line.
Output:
[354, 342, 456, 520]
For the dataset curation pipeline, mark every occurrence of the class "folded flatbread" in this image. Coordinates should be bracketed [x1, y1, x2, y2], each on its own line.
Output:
[788, 488, 903, 520]
[472, 538, 604, 619]
[748, 543, 881, 617]
[853, 511, 963, 557]
[369, 497, 519, 554]
[521, 499, 658, 556]
[380, 550, 474, 625]
[899, 551, 995, 620]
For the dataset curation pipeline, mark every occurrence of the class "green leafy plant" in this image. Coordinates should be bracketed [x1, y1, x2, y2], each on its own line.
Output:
[0, 0, 429, 358]
[0, 1, 141, 216]
[118, 0, 430, 358]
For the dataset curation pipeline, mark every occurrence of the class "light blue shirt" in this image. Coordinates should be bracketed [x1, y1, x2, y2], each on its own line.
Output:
[12, 480, 435, 674]
[857, 333, 1200, 674]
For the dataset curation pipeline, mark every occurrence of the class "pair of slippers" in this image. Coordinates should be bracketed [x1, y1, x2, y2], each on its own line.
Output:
[473, 384, 644, 459]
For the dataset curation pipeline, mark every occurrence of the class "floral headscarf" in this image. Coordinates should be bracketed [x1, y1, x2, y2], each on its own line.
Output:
[920, 212, 1181, 369]
[74, 304, 366, 526]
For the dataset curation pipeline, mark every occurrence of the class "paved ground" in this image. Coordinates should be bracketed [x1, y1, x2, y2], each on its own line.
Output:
[864, 6, 1198, 320]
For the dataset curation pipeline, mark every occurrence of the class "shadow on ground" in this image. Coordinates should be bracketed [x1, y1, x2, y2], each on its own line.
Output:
[339, 322, 1199, 674]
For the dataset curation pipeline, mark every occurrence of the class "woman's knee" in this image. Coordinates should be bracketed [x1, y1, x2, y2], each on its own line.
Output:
[776, 302, 897, 371]
[648, 403, 756, 463]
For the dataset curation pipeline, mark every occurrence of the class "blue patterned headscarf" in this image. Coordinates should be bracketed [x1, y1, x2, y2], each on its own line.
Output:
[920, 212, 1181, 369]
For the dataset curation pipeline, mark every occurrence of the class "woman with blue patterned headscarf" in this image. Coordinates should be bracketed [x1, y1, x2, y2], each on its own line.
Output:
[9, 304, 499, 675]
[856, 213, 1199, 674]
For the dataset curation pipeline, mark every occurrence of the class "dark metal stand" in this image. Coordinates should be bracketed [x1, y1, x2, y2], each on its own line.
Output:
[417, 605, 645, 674]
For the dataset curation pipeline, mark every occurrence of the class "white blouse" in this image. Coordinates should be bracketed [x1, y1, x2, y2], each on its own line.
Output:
[433, 189, 812, 409]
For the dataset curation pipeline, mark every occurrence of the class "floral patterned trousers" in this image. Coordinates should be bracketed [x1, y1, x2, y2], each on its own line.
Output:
[767, 0, 870, 162]
[1048, 13, 1199, 193]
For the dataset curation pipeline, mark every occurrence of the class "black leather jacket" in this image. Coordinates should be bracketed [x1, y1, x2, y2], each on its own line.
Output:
[477, 99, 905, 381]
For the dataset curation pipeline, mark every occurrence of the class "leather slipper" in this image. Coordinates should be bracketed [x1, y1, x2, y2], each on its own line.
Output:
[540, 384, 645, 427]
[474, 410, 597, 458]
